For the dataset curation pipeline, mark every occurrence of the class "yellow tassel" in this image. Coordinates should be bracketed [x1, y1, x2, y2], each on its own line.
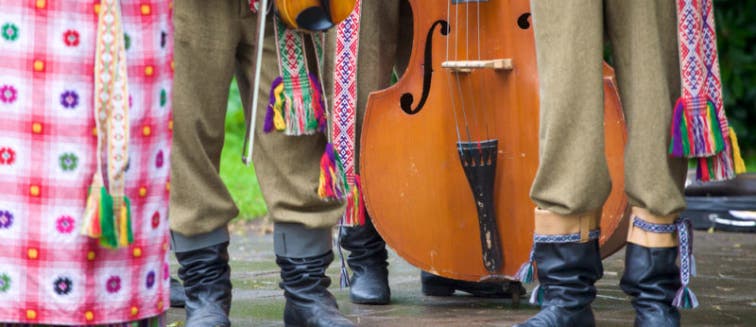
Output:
[117, 204, 128, 247]
[318, 169, 328, 198]
[730, 128, 746, 174]
[273, 83, 286, 131]
[81, 187, 102, 238]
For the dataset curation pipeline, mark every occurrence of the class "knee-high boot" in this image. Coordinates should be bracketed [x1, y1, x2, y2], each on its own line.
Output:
[175, 242, 233, 327]
[620, 243, 681, 327]
[339, 216, 391, 304]
[515, 240, 603, 327]
[278, 251, 355, 327]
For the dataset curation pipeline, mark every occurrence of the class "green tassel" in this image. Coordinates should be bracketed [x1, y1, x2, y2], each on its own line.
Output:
[98, 188, 117, 249]
[123, 196, 134, 245]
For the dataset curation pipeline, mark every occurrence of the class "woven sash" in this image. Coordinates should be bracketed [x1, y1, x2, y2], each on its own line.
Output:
[671, 0, 744, 181]
[265, 1, 364, 226]
[81, 0, 133, 249]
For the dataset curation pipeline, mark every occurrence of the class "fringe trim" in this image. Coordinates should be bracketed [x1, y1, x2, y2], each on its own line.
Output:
[82, 185, 133, 249]
[318, 143, 348, 200]
[263, 74, 325, 136]
[672, 286, 700, 309]
[343, 175, 366, 226]
[529, 284, 544, 306]
[729, 127, 746, 174]
[669, 97, 725, 158]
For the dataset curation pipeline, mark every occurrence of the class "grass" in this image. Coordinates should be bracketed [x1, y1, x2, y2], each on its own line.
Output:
[220, 81, 267, 221]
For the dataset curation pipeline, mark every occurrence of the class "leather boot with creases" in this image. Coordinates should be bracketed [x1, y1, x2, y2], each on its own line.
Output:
[175, 242, 232, 327]
[421, 271, 526, 298]
[620, 243, 681, 327]
[514, 240, 603, 327]
[169, 277, 186, 308]
[339, 217, 391, 304]
[278, 251, 355, 327]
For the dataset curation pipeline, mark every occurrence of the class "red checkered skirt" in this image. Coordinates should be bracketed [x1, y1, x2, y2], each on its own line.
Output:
[0, 1, 172, 325]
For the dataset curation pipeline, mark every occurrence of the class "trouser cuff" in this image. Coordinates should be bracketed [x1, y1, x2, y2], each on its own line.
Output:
[534, 208, 602, 243]
[274, 222, 332, 258]
[171, 226, 231, 253]
[627, 207, 679, 248]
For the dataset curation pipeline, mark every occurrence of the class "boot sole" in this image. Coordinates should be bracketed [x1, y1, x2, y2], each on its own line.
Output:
[421, 284, 456, 297]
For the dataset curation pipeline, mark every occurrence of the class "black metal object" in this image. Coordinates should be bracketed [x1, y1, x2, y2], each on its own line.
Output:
[457, 139, 502, 273]
[682, 173, 756, 233]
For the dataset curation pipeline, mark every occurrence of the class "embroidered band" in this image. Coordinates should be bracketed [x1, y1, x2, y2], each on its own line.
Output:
[533, 229, 601, 243]
[515, 229, 601, 286]
[518, 229, 601, 304]
[632, 216, 678, 234]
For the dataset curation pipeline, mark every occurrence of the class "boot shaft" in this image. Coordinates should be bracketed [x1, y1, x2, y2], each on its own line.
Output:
[175, 242, 232, 327]
[534, 240, 603, 309]
[277, 251, 355, 327]
[621, 243, 681, 327]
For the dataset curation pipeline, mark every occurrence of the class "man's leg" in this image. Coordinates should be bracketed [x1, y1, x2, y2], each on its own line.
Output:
[170, 0, 243, 326]
[234, 4, 353, 326]
[519, 0, 607, 326]
[606, 1, 688, 326]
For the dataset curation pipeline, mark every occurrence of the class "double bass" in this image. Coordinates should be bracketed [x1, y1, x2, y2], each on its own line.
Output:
[360, 0, 629, 284]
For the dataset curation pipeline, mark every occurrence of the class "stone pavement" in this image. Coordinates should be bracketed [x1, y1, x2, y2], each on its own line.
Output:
[168, 225, 755, 326]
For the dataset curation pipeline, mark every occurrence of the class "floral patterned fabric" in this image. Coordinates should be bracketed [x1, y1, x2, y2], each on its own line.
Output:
[0, 1, 172, 325]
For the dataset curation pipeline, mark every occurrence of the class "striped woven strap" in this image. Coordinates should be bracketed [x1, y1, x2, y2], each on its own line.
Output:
[93, 0, 130, 212]
[80, 0, 132, 248]
[332, 0, 361, 185]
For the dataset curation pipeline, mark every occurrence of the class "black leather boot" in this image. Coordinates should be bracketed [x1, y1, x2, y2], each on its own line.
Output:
[170, 277, 186, 308]
[278, 251, 355, 327]
[620, 243, 681, 327]
[421, 271, 526, 298]
[339, 217, 391, 304]
[515, 240, 603, 327]
[175, 242, 232, 327]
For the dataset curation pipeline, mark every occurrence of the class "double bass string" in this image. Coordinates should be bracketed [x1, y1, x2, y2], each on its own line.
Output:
[446, 2, 464, 144]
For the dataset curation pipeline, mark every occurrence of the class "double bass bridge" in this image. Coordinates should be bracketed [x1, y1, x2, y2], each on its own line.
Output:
[442, 58, 513, 73]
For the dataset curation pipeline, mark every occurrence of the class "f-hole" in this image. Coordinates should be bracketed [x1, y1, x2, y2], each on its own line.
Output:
[400, 20, 450, 115]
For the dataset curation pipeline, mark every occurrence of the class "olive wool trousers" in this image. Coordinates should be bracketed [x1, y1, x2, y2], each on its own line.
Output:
[529, 0, 688, 245]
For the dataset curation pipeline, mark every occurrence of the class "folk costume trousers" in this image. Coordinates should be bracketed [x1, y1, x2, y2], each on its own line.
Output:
[529, 0, 688, 246]
[170, 0, 339, 255]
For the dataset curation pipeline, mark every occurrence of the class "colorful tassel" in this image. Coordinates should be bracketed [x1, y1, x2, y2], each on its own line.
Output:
[515, 245, 536, 284]
[529, 284, 544, 306]
[669, 97, 724, 158]
[82, 185, 104, 238]
[318, 143, 348, 200]
[342, 175, 366, 226]
[81, 186, 133, 249]
[729, 128, 746, 174]
[264, 77, 283, 133]
[309, 73, 327, 133]
[672, 286, 699, 309]
[264, 77, 286, 133]
[515, 261, 534, 285]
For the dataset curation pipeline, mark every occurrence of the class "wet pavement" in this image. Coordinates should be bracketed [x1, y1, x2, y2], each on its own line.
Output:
[168, 225, 756, 326]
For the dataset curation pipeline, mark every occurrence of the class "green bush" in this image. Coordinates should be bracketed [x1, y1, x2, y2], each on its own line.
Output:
[715, 0, 756, 157]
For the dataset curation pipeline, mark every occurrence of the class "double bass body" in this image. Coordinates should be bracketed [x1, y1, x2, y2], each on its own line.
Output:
[360, 0, 628, 281]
